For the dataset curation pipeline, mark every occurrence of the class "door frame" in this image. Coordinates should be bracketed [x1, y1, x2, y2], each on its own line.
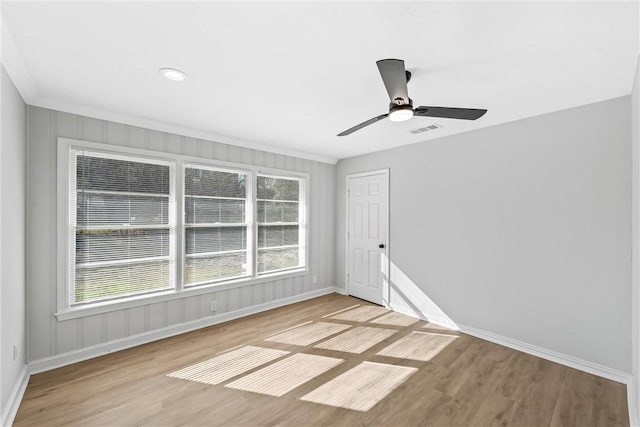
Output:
[345, 168, 390, 307]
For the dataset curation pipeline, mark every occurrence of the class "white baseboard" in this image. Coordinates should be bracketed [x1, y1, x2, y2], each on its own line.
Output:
[29, 287, 339, 374]
[1, 366, 29, 427]
[23, 288, 637, 425]
[387, 300, 631, 385]
[458, 323, 632, 385]
[334, 287, 347, 296]
[389, 304, 458, 330]
[628, 382, 639, 427]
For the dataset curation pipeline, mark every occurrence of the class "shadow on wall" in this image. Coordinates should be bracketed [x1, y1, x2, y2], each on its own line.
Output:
[382, 254, 459, 330]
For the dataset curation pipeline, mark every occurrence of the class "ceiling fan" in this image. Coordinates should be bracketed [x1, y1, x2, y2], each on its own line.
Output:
[338, 59, 487, 136]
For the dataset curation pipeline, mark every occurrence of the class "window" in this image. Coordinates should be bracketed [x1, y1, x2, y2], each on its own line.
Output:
[257, 175, 305, 274]
[184, 165, 250, 285]
[59, 139, 307, 315]
[69, 150, 175, 305]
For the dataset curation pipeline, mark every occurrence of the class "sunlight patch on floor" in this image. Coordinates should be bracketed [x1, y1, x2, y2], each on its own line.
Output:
[370, 311, 419, 327]
[225, 353, 344, 397]
[376, 331, 458, 361]
[269, 321, 313, 335]
[314, 326, 398, 354]
[167, 345, 289, 385]
[265, 321, 351, 346]
[300, 361, 417, 411]
[330, 305, 389, 322]
[321, 304, 361, 318]
[422, 322, 457, 332]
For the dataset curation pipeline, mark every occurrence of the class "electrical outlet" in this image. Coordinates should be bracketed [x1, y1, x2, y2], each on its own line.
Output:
[13, 344, 17, 361]
[210, 301, 217, 313]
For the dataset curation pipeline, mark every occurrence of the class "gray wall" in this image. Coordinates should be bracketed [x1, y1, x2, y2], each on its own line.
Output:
[1, 66, 27, 418]
[27, 106, 335, 362]
[336, 97, 631, 372]
[632, 55, 639, 419]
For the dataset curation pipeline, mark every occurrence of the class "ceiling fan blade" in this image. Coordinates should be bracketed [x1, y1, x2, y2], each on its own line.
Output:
[414, 106, 487, 120]
[376, 59, 409, 104]
[337, 114, 388, 136]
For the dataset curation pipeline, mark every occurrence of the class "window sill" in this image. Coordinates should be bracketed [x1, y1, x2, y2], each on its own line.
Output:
[55, 269, 309, 321]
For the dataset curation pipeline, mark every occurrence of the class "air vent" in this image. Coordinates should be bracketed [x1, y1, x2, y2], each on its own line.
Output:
[409, 123, 443, 134]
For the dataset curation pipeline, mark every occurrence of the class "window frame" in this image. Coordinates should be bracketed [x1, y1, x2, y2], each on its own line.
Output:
[255, 173, 307, 276]
[182, 161, 254, 288]
[57, 137, 309, 320]
[68, 148, 177, 306]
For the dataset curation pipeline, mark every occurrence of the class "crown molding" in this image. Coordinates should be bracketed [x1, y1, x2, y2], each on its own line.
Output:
[1, 16, 37, 101]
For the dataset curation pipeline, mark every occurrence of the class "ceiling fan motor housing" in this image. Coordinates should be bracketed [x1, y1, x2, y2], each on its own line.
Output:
[337, 59, 487, 135]
[389, 99, 413, 113]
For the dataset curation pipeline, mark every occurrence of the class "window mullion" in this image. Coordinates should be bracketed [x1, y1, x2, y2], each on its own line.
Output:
[250, 171, 257, 279]
[59, 138, 307, 314]
[67, 150, 79, 307]
[175, 159, 184, 292]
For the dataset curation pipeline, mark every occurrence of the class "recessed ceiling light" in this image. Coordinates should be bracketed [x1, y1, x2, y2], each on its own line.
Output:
[159, 68, 188, 82]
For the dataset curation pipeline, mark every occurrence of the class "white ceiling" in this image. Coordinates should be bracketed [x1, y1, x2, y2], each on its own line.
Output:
[2, 1, 639, 164]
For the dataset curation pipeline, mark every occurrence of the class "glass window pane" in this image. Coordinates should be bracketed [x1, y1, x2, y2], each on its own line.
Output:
[71, 151, 174, 306]
[258, 225, 299, 249]
[257, 247, 300, 273]
[74, 260, 172, 304]
[77, 156, 170, 194]
[76, 229, 170, 263]
[76, 193, 169, 226]
[184, 252, 248, 285]
[257, 201, 299, 223]
[185, 197, 245, 224]
[257, 176, 299, 201]
[185, 168, 246, 198]
[185, 227, 247, 254]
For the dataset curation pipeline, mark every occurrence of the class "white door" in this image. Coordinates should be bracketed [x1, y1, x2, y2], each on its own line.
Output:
[347, 170, 389, 305]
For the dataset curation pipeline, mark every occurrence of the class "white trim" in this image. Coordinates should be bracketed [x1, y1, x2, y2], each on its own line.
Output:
[13, 293, 638, 423]
[59, 137, 312, 181]
[388, 300, 632, 385]
[56, 269, 308, 321]
[458, 323, 632, 385]
[56, 137, 310, 320]
[345, 168, 390, 305]
[256, 172, 308, 276]
[59, 144, 179, 310]
[389, 302, 459, 330]
[56, 134, 69, 323]
[629, 382, 639, 427]
[1, 17, 37, 101]
[33, 287, 339, 374]
[346, 168, 391, 180]
[391, 300, 638, 421]
[33, 96, 337, 164]
[3, 19, 334, 164]
[0, 366, 29, 427]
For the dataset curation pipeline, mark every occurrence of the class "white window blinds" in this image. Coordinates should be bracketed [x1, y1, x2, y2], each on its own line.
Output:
[184, 166, 250, 285]
[61, 140, 309, 311]
[70, 150, 175, 305]
[257, 175, 305, 274]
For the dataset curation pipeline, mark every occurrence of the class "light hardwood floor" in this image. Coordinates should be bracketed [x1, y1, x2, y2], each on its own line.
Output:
[14, 294, 629, 426]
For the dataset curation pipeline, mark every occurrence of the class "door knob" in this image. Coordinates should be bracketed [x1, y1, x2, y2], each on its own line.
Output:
[378, 244, 385, 249]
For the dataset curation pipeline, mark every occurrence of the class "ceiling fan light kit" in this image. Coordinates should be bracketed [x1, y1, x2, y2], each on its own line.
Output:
[338, 59, 487, 136]
[388, 104, 414, 122]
